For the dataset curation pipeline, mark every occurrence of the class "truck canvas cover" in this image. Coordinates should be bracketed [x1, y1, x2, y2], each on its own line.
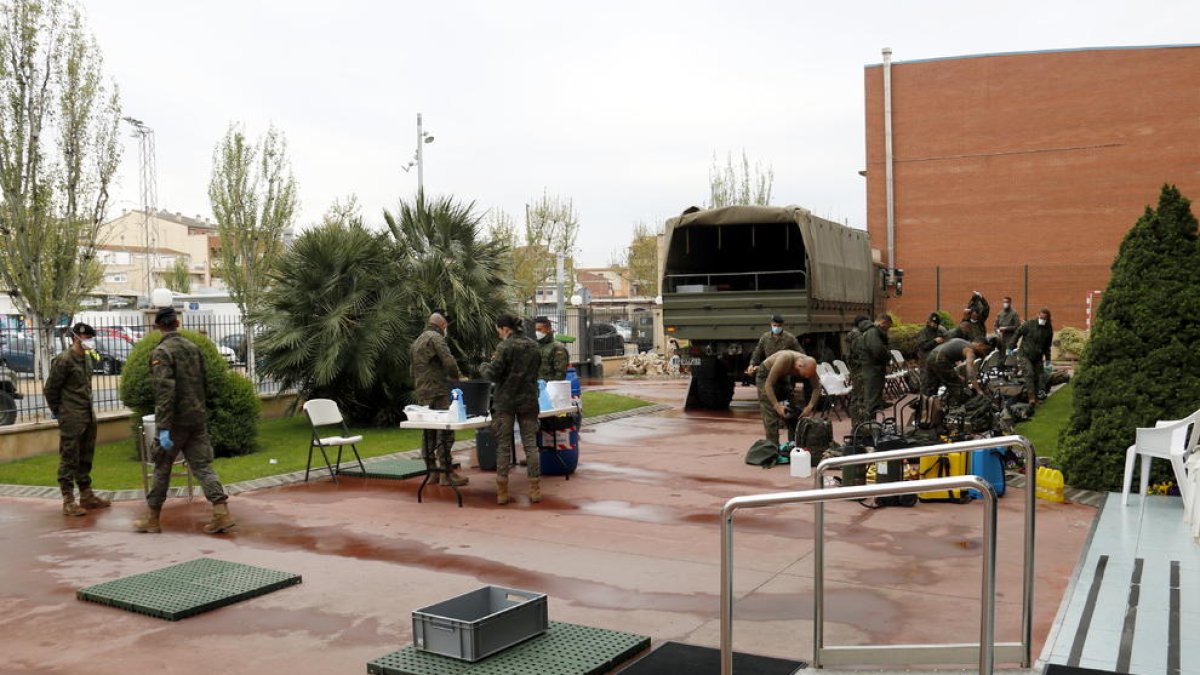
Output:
[663, 205, 873, 306]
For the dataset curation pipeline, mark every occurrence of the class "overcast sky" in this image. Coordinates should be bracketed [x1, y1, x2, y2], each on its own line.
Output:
[85, 1, 1196, 266]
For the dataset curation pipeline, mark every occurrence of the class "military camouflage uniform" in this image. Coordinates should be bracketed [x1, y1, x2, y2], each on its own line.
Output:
[846, 317, 873, 429]
[1014, 318, 1053, 400]
[859, 322, 891, 421]
[44, 350, 97, 497]
[924, 337, 974, 406]
[481, 333, 542, 480]
[915, 323, 947, 366]
[536, 333, 570, 382]
[756, 350, 812, 445]
[993, 307, 1021, 353]
[749, 329, 802, 368]
[410, 323, 463, 473]
[146, 332, 229, 509]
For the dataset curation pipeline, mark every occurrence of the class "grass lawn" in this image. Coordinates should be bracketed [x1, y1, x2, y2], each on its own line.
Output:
[1013, 381, 1074, 462]
[0, 390, 653, 489]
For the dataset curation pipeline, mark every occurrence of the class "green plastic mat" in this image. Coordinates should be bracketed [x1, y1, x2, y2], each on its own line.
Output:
[77, 557, 302, 621]
[338, 458, 443, 480]
[367, 621, 650, 675]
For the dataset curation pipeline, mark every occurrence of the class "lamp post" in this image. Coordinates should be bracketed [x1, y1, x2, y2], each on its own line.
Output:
[403, 113, 436, 194]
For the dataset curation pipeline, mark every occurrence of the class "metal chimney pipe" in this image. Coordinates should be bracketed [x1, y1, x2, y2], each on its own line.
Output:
[883, 47, 896, 285]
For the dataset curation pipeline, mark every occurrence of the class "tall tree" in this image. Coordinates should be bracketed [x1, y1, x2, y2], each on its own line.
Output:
[208, 123, 298, 380]
[508, 190, 579, 311]
[708, 150, 774, 208]
[1057, 184, 1200, 490]
[164, 257, 191, 293]
[0, 0, 121, 378]
[619, 221, 660, 297]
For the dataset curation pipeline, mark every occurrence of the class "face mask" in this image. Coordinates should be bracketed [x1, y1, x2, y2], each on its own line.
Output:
[1003, 303, 1011, 309]
[81, 338, 96, 350]
[535, 331, 547, 340]
[770, 326, 783, 335]
[1038, 318, 1047, 326]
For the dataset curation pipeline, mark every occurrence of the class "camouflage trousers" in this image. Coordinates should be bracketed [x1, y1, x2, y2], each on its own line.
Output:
[492, 411, 540, 480]
[756, 370, 794, 445]
[57, 418, 97, 495]
[860, 366, 886, 421]
[1017, 354, 1046, 402]
[146, 425, 228, 509]
[419, 394, 455, 472]
[848, 367, 871, 431]
[924, 358, 971, 407]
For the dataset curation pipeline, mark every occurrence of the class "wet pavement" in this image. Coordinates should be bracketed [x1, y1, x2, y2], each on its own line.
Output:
[0, 379, 1096, 674]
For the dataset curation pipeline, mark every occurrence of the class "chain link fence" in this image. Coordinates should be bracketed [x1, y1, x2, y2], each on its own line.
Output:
[0, 315, 285, 427]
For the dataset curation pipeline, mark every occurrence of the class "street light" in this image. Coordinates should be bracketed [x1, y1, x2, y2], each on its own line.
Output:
[401, 112, 435, 194]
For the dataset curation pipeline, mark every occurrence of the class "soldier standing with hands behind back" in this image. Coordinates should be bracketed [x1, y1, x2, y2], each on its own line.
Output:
[134, 307, 234, 534]
[44, 323, 110, 516]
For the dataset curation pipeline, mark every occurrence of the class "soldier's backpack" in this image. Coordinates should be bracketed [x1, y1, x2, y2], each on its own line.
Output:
[794, 416, 833, 456]
[948, 394, 997, 434]
[745, 439, 782, 469]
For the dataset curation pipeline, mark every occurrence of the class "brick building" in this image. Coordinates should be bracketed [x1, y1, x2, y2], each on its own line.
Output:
[864, 44, 1200, 328]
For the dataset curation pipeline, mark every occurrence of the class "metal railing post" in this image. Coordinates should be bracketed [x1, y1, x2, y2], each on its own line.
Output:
[723, 476, 998, 675]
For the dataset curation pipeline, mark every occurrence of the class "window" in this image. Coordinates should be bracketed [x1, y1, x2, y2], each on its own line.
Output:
[104, 273, 128, 284]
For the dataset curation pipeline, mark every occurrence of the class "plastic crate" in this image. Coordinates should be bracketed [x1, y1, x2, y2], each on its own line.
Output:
[412, 585, 548, 662]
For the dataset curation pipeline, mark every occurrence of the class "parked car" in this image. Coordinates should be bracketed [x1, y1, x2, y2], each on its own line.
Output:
[95, 326, 135, 344]
[0, 363, 22, 426]
[91, 336, 133, 375]
[220, 333, 247, 364]
[0, 336, 36, 374]
[613, 319, 634, 342]
[588, 322, 626, 357]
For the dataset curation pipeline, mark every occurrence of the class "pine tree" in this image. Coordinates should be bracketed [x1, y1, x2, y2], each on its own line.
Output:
[1057, 184, 1200, 491]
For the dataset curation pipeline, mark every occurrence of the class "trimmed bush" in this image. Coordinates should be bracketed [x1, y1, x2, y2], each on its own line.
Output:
[1057, 185, 1200, 491]
[887, 322, 924, 360]
[119, 329, 262, 457]
[1054, 326, 1087, 359]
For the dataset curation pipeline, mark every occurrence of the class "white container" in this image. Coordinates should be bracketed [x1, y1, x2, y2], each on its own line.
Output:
[790, 447, 811, 478]
[546, 381, 572, 409]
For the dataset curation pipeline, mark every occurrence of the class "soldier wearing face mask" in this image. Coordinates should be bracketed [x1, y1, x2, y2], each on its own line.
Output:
[44, 322, 110, 517]
[993, 296, 1021, 353]
[533, 316, 569, 381]
[1014, 307, 1055, 405]
[947, 292, 990, 342]
[746, 314, 802, 376]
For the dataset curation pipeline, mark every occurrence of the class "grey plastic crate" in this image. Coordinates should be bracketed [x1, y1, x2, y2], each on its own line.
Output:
[411, 585, 548, 662]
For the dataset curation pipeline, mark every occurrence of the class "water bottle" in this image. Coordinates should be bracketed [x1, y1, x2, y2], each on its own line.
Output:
[565, 366, 581, 399]
[450, 388, 467, 422]
[790, 447, 812, 478]
[538, 379, 553, 411]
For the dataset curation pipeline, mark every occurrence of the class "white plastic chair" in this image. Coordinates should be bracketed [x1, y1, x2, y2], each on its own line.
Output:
[1121, 410, 1199, 509]
[817, 362, 834, 377]
[303, 399, 367, 483]
[819, 371, 851, 420]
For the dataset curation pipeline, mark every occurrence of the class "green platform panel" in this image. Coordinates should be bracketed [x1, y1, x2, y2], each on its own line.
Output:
[339, 458, 444, 480]
[77, 557, 302, 621]
[367, 621, 650, 675]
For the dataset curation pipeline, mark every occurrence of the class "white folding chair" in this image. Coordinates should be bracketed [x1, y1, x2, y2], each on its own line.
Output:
[819, 371, 851, 421]
[832, 359, 852, 382]
[1121, 410, 1199, 509]
[303, 399, 367, 483]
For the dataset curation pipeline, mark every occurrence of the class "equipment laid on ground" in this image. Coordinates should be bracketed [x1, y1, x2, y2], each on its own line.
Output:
[968, 447, 1007, 500]
[918, 451, 973, 503]
[1036, 465, 1065, 503]
[412, 585, 548, 662]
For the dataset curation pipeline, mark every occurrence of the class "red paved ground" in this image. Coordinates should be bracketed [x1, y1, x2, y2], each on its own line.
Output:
[0, 379, 1095, 674]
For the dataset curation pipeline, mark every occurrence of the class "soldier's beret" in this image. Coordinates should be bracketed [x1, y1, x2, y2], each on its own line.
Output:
[771, 314, 785, 324]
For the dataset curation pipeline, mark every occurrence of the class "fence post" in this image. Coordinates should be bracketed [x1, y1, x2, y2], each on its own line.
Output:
[1023, 265, 1029, 319]
[935, 266, 941, 311]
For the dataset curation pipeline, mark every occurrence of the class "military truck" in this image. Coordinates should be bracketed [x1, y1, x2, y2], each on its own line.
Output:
[660, 205, 877, 408]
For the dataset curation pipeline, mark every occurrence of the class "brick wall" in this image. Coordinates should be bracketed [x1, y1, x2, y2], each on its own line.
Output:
[865, 45, 1200, 327]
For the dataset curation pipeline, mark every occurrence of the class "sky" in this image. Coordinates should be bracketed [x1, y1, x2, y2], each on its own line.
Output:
[84, 0, 1197, 266]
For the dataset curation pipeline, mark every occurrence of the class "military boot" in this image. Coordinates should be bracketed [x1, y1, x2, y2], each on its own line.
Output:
[496, 477, 509, 505]
[528, 477, 541, 504]
[440, 472, 470, 487]
[132, 507, 162, 533]
[78, 488, 111, 510]
[203, 502, 236, 534]
[62, 494, 86, 517]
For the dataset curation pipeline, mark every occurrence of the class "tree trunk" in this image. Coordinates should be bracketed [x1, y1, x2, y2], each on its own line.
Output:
[28, 315, 56, 384]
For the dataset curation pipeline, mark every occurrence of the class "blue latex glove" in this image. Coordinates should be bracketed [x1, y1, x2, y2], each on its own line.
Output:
[158, 429, 174, 451]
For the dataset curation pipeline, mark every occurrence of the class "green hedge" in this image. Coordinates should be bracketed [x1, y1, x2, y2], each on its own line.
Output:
[118, 329, 262, 457]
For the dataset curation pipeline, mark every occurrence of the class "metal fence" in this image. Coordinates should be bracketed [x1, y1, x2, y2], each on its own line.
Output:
[584, 306, 657, 358]
[0, 315, 285, 427]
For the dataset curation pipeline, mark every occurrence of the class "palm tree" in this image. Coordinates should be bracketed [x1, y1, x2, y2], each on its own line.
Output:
[385, 193, 510, 376]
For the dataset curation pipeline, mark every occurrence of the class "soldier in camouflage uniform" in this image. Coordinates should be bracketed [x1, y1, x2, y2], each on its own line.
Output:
[859, 314, 892, 425]
[481, 314, 542, 505]
[44, 323, 110, 516]
[756, 349, 821, 446]
[846, 315, 871, 430]
[993, 296, 1021, 353]
[946, 292, 990, 342]
[134, 307, 234, 534]
[923, 336, 990, 406]
[747, 314, 802, 372]
[1013, 307, 1054, 405]
[410, 311, 470, 487]
[534, 316, 569, 381]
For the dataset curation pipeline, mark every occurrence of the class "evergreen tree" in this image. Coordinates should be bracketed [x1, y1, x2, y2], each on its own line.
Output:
[1057, 184, 1200, 491]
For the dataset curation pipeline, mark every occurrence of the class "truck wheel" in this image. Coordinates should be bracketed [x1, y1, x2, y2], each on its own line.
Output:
[0, 390, 16, 426]
[686, 358, 735, 409]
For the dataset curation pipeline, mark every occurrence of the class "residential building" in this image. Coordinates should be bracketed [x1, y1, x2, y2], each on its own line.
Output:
[97, 209, 220, 298]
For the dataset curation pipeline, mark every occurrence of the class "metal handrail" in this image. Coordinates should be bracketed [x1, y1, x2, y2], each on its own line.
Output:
[721, 476, 998, 675]
[812, 434, 1036, 669]
[664, 269, 807, 293]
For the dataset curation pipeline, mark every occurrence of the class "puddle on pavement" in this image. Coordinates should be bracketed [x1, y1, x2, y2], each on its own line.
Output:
[575, 500, 676, 524]
[583, 462, 659, 481]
